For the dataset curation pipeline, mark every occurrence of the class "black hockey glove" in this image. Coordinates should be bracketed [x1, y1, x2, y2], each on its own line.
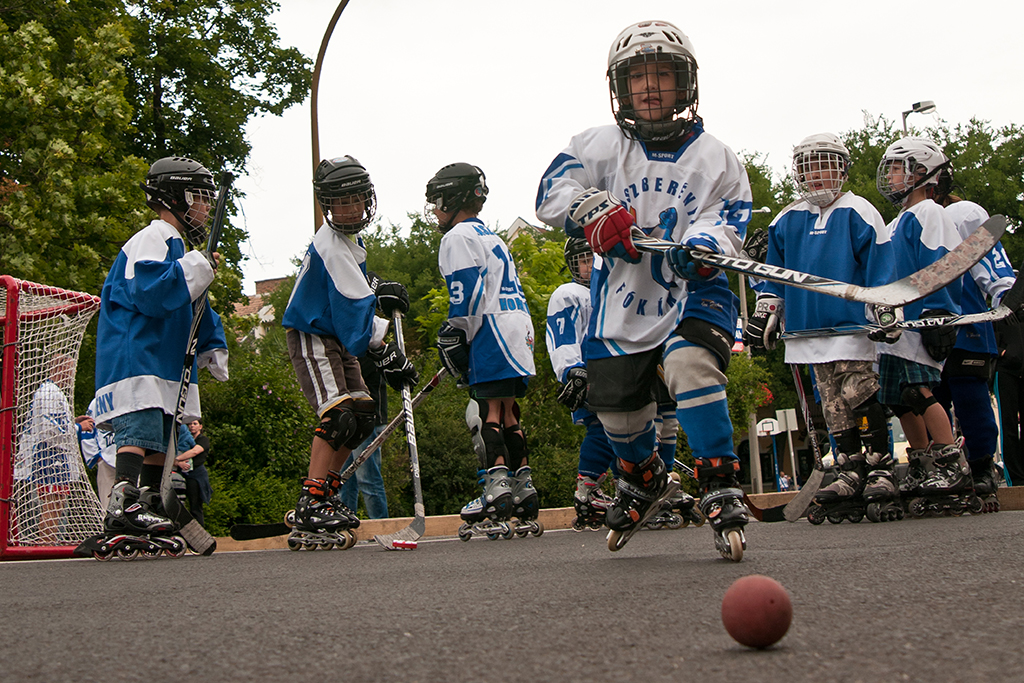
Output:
[375, 282, 410, 318]
[745, 295, 783, 351]
[741, 228, 770, 263]
[557, 367, 588, 412]
[867, 305, 903, 344]
[919, 310, 957, 361]
[367, 343, 419, 391]
[436, 323, 470, 379]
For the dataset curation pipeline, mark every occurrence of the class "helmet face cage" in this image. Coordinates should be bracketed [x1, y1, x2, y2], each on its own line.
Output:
[564, 238, 594, 286]
[423, 163, 488, 233]
[314, 157, 376, 235]
[141, 156, 217, 247]
[793, 152, 848, 207]
[875, 138, 950, 206]
[607, 21, 699, 142]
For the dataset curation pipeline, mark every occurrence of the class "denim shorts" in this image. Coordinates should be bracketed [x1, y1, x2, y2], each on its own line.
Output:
[111, 409, 174, 453]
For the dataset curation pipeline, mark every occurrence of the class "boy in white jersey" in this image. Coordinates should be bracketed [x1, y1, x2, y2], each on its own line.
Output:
[874, 138, 971, 509]
[746, 133, 901, 522]
[536, 20, 752, 559]
[426, 163, 537, 530]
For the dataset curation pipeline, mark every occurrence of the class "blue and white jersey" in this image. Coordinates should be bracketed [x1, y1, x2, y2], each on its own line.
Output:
[15, 380, 72, 481]
[945, 200, 1015, 355]
[535, 122, 750, 358]
[78, 398, 116, 469]
[546, 282, 590, 381]
[94, 219, 228, 424]
[763, 193, 894, 364]
[282, 224, 380, 357]
[882, 199, 962, 369]
[439, 217, 536, 385]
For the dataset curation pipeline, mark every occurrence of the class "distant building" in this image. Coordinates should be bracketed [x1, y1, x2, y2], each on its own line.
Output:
[233, 277, 288, 343]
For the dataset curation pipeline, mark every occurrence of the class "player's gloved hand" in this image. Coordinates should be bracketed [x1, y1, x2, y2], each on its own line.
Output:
[367, 342, 420, 390]
[556, 367, 588, 412]
[375, 282, 410, 318]
[665, 239, 720, 281]
[436, 322, 471, 380]
[741, 228, 770, 263]
[745, 295, 784, 351]
[568, 189, 640, 263]
[867, 304, 903, 344]
[919, 310, 957, 361]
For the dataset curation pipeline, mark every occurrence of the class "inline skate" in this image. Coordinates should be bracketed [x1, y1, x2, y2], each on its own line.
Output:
[571, 474, 614, 531]
[287, 478, 356, 550]
[862, 451, 904, 523]
[76, 482, 188, 561]
[645, 473, 704, 530]
[507, 465, 543, 538]
[970, 458, 1000, 513]
[807, 451, 867, 525]
[457, 466, 514, 541]
[905, 441, 982, 517]
[695, 457, 749, 561]
[605, 454, 679, 551]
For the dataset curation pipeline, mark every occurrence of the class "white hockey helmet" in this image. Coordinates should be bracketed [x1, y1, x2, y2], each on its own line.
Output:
[607, 20, 699, 143]
[792, 133, 850, 207]
[876, 137, 950, 206]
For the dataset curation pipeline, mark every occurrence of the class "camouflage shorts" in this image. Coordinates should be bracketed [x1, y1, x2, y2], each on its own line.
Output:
[811, 360, 880, 433]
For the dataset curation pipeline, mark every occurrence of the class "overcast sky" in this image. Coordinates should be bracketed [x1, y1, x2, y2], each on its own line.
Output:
[235, 0, 1024, 293]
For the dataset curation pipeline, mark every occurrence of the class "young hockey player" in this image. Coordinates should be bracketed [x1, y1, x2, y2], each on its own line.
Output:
[282, 156, 418, 550]
[874, 138, 970, 515]
[536, 20, 752, 559]
[426, 163, 537, 539]
[92, 156, 229, 555]
[932, 183, 1015, 512]
[745, 133, 900, 523]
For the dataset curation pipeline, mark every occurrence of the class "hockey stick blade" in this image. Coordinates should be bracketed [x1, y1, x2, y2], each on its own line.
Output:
[229, 522, 290, 541]
[374, 313, 427, 550]
[631, 214, 1005, 307]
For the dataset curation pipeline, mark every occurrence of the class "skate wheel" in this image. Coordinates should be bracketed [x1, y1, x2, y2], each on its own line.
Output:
[318, 541, 335, 550]
[500, 523, 515, 540]
[969, 497, 984, 514]
[515, 527, 529, 538]
[92, 551, 112, 562]
[142, 548, 162, 559]
[485, 532, 500, 541]
[826, 514, 844, 525]
[531, 522, 544, 538]
[866, 503, 881, 523]
[165, 544, 188, 558]
[287, 536, 302, 551]
[807, 505, 825, 525]
[725, 529, 744, 562]
[458, 525, 472, 542]
[847, 510, 864, 524]
[284, 509, 297, 528]
[692, 510, 707, 528]
[606, 529, 628, 552]
[117, 547, 140, 561]
[341, 530, 357, 550]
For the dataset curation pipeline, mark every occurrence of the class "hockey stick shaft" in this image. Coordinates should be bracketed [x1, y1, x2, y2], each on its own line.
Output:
[160, 172, 234, 555]
[631, 214, 1005, 307]
[374, 313, 427, 549]
[782, 305, 1017, 340]
[781, 365, 826, 522]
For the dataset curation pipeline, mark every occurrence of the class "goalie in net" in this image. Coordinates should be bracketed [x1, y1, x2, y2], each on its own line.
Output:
[1, 276, 106, 560]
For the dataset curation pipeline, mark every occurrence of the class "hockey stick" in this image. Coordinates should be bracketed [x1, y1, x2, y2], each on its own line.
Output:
[228, 367, 448, 541]
[781, 365, 826, 522]
[160, 172, 234, 556]
[630, 214, 1005, 307]
[374, 312, 427, 550]
[782, 264, 1024, 339]
[673, 459, 784, 523]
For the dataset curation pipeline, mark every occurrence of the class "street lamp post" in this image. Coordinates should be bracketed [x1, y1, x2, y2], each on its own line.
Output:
[902, 100, 936, 135]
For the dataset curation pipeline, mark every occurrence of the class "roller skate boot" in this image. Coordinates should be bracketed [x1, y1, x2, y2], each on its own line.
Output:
[970, 458, 1000, 513]
[457, 466, 513, 541]
[807, 451, 867, 525]
[76, 482, 188, 561]
[508, 466, 543, 538]
[605, 453, 679, 551]
[571, 474, 614, 531]
[287, 478, 356, 551]
[695, 457, 749, 561]
[910, 441, 980, 517]
[645, 474, 703, 530]
[325, 469, 361, 530]
[862, 452, 904, 523]
[898, 447, 932, 498]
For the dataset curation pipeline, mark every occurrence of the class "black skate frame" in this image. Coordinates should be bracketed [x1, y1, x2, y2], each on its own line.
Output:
[228, 368, 448, 542]
[160, 172, 234, 556]
[373, 313, 428, 550]
[630, 215, 1005, 308]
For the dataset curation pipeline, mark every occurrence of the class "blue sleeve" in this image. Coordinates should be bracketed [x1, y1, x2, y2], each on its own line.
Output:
[178, 424, 196, 450]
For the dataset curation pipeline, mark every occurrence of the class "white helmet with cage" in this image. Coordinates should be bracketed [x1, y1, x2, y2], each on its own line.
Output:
[792, 133, 850, 207]
[876, 137, 950, 206]
[607, 20, 699, 143]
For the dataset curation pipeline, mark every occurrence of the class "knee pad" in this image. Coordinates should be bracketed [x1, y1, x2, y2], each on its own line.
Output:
[481, 422, 508, 469]
[900, 385, 937, 416]
[315, 394, 376, 451]
[673, 317, 733, 372]
[853, 397, 889, 453]
[504, 425, 528, 471]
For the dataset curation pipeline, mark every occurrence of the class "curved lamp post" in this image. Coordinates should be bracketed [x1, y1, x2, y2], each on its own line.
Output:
[902, 100, 936, 135]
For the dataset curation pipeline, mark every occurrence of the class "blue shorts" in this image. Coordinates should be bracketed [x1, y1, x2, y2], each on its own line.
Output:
[112, 409, 174, 453]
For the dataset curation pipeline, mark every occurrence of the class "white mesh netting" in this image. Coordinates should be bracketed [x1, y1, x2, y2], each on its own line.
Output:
[2, 278, 105, 550]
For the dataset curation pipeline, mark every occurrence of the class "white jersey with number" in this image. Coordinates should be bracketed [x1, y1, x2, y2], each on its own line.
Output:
[439, 218, 536, 385]
[546, 282, 591, 382]
[535, 122, 751, 358]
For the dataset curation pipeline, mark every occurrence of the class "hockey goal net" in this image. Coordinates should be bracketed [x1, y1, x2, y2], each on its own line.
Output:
[1, 276, 105, 560]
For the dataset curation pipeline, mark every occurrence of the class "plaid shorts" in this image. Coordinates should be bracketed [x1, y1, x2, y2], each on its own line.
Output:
[878, 353, 942, 407]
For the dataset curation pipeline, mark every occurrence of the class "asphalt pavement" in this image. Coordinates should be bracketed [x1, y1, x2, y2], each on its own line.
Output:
[2, 511, 1023, 683]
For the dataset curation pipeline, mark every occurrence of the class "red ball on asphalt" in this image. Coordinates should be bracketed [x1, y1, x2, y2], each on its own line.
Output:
[721, 575, 792, 648]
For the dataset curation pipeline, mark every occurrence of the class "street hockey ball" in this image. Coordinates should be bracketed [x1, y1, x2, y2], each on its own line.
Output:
[721, 574, 792, 648]
[392, 540, 417, 550]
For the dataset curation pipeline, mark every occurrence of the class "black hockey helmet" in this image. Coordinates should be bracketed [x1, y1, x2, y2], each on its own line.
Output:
[564, 237, 594, 286]
[314, 156, 377, 235]
[140, 156, 217, 247]
[424, 163, 488, 233]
